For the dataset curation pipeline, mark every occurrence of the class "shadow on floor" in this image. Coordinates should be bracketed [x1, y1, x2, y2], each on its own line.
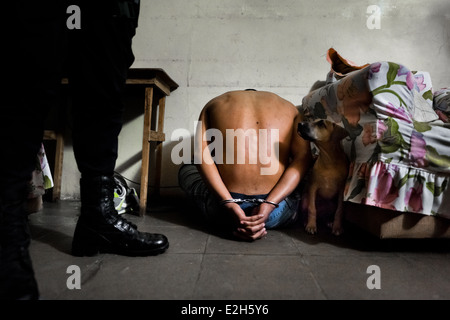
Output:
[146, 194, 450, 254]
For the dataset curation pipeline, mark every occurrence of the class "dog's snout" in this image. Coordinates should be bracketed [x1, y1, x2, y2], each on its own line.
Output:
[298, 122, 309, 132]
[297, 122, 306, 135]
[297, 122, 313, 141]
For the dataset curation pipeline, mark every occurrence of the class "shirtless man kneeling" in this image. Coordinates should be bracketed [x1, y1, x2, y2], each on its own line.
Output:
[178, 90, 312, 241]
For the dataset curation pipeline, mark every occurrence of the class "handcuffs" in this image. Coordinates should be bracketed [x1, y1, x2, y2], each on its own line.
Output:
[220, 198, 279, 208]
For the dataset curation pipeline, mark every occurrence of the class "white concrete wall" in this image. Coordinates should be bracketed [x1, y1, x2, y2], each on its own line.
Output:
[60, 0, 450, 199]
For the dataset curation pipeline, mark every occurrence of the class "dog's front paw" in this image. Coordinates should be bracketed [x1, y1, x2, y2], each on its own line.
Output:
[305, 223, 317, 235]
[331, 224, 344, 236]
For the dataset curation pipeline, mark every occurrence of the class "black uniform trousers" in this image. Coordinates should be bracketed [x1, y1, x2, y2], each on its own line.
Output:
[1, 0, 139, 203]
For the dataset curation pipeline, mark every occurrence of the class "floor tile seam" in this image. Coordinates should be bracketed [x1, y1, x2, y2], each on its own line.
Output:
[199, 252, 304, 257]
[299, 252, 403, 258]
[294, 255, 329, 300]
[307, 270, 329, 300]
[160, 252, 304, 258]
[290, 236, 307, 256]
[190, 235, 210, 299]
[152, 250, 365, 257]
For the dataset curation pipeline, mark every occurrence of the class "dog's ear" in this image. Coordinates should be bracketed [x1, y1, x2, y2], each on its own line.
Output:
[309, 80, 327, 93]
[332, 123, 349, 141]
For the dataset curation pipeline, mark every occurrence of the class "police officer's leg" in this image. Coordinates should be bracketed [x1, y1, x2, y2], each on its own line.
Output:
[0, 1, 65, 300]
[67, 1, 168, 257]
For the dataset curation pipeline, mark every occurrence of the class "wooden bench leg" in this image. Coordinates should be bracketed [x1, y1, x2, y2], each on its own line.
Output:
[154, 96, 166, 196]
[139, 87, 153, 216]
[52, 132, 64, 201]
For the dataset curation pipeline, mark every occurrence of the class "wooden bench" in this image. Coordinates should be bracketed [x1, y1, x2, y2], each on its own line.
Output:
[46, 68, 178, 216]
[126, 68, 178, 215]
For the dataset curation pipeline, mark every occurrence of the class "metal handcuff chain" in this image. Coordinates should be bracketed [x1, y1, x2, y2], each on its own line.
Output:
[220, 198, 279, 208]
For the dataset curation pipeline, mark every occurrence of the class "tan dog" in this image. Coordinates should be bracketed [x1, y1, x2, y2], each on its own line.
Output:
[297, 119, 349, 235]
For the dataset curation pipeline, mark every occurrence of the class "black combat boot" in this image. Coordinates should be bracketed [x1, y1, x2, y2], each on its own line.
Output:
[0, 200, 39, 300]
[72, 175, 169, 257]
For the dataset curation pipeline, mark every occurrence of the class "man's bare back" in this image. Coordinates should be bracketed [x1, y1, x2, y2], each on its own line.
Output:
[198, 90, 299, 195]
[180, 89, 311, 240]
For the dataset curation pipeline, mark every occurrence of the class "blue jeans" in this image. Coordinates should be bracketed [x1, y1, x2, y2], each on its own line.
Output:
[178, 164, 300, 229]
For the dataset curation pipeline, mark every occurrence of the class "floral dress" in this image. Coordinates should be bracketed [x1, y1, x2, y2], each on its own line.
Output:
[300, 48, 450, 219]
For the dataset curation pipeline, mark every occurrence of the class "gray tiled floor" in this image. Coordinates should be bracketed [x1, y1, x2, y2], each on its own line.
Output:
[28, 196, 450, 301]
